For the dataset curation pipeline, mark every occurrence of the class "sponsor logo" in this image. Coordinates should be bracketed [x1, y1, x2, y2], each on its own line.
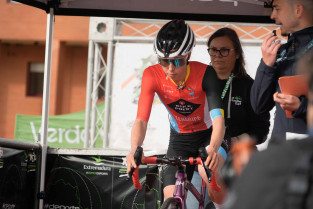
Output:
[29, 152, 37, 163]
[164, 89, 174, 94]
[231, 96, 242, 105]
[85, 171, 108, 175]
[174, 115, 201, 122]
[119, 173, 129, 178]
[167, 99, 200, 116]
[44, 204, 79, 209]
[90, 156, 105, 165]
[2, 204, 15, 209]
[162, 84, 172, 88]
[119, 168, 128, 178]
[83, 165, 111, 171]
[83, 164, 111, 176]
[30, 122, 104, 146]
[175, 181, 185, 186]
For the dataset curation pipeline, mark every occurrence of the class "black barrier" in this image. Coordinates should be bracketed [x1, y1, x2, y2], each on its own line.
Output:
[0, 147, 40, 209]
[0, 139, 163, 209]
[45, 154, 162, 209]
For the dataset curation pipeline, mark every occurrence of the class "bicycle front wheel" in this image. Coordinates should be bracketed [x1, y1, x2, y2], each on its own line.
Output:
[160, 197, 182, 209]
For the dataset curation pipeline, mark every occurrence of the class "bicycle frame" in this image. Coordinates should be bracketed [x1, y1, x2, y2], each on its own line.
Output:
[174, 166, 206, 209]
[130, 146, 217, 209]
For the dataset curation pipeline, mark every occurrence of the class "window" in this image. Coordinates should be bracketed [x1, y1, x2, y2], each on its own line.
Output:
[8, 0, 21, 4]
[27, 62, 44, 96]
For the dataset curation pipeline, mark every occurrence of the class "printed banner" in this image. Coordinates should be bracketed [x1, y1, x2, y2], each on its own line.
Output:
[14, 103, 104, 148]
[0, 147, 39, 209]
[45, 154, 162, 209]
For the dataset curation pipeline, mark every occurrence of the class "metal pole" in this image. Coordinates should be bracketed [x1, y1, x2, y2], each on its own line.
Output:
[84, 40, 95, 148]
[39, 7, 54, 209]
[0, 138, 41, 150]
[103, 40, 114, 148]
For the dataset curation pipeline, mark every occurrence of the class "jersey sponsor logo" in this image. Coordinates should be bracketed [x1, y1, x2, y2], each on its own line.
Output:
[167, 99, 200, 116]
[164, 89, 174, 94]
[162, 84, 175, 94]
[174, 115, 201, 122]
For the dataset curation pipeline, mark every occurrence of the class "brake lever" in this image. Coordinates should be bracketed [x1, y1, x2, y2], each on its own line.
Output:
[127, 147, 143, 180]
[204, 164, 212, 183]
[127, 166, 135, 180]
[198, 147, 212, 183]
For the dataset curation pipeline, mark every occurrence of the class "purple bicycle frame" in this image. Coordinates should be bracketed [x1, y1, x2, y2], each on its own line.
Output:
[173, 170, 206, 209]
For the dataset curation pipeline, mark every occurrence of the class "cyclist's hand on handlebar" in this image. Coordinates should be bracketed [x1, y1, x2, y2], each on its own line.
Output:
[205, 146, 220, 171]
[126, 152, 136, 174]
[126, 150, 145, 173]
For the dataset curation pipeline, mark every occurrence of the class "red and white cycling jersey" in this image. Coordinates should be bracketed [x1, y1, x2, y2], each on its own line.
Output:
[136, 61, 223, 133]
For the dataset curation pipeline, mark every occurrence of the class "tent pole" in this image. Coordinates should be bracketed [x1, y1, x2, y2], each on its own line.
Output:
[39, 7, 54, 209]
[84, 40, 95, 148]
[103, 40, 114, 148]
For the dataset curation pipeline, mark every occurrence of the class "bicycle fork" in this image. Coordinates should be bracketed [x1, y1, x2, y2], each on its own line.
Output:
[173, 169, 187, 209]
[173, 169, 205, 209]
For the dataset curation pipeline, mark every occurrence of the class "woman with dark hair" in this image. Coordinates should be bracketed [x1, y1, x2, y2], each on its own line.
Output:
[187, 27, 270, 208]
[207, 27, 270, 145]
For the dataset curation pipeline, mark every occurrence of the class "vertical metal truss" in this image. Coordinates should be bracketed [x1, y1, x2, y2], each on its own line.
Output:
[85, 17, 116, 148]
[85, 17, 282, 149]
[84, 40, 107, 148]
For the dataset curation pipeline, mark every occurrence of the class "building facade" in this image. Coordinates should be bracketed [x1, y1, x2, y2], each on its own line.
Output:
[0, 0, 91, 139]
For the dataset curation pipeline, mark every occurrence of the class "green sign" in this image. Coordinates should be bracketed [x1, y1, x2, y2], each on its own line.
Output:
[14, 103, 104, 148]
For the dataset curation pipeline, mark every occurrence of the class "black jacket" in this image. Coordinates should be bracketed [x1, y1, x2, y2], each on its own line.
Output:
[216, 71, 270, 145]
[250, 26, 313, 140]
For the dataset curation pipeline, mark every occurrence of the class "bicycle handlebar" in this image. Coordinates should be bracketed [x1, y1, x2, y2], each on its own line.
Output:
[129, 146, 219, 192]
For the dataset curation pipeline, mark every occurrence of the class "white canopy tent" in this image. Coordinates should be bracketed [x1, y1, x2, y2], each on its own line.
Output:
[12, 1, 274, 208]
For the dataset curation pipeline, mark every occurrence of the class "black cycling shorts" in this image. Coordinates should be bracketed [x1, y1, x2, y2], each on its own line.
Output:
[162, 128, 229, 188]
[162, 128, 211, 188]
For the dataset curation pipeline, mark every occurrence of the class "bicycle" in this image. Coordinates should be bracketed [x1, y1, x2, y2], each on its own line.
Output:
[129, 146, 220, 209]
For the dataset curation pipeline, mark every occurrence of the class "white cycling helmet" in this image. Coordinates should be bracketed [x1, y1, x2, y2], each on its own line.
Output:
[153, 19, 196, 58]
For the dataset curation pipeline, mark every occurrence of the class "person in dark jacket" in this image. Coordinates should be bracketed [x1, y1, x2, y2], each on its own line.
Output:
[207, 28, 270, 146]
[224, 46, 313, 209]
[250, 0, 313, 140]
[187, 27, 270, 209]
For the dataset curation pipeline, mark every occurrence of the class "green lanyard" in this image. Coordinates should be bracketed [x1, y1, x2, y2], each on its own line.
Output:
[276, 38, 313, 63]
[221, 73, 234, 100]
